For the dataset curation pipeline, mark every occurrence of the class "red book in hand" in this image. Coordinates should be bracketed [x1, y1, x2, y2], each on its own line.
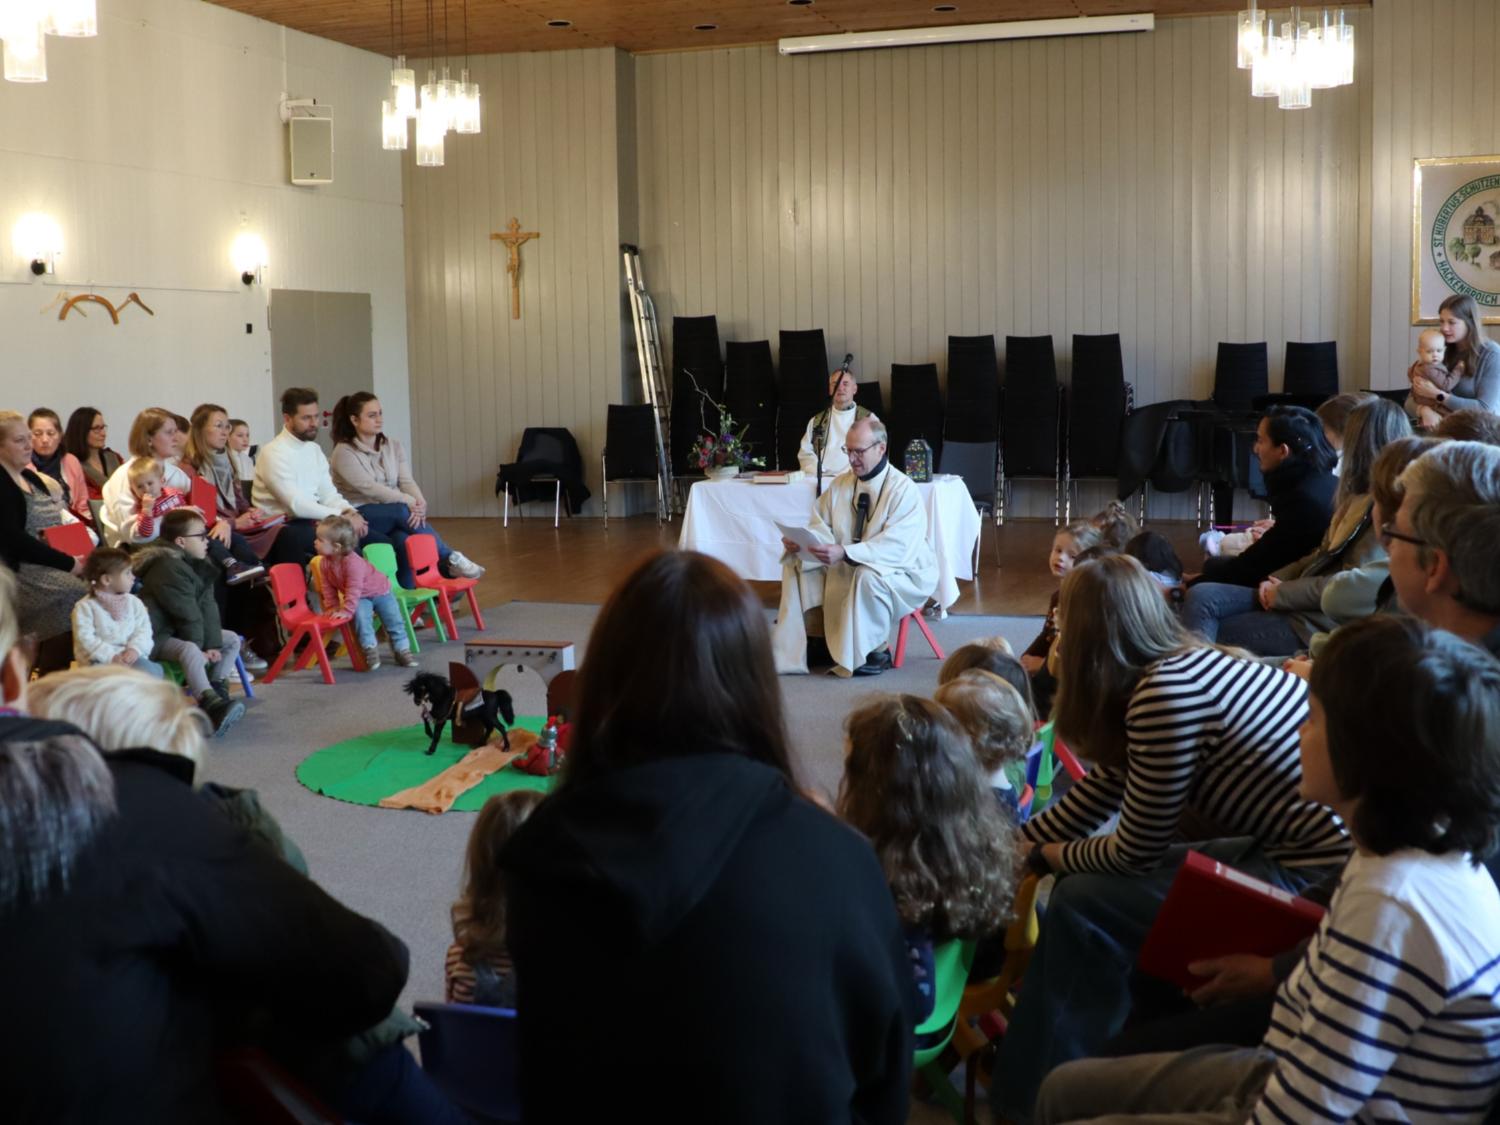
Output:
[1137, 850, 1326, 993]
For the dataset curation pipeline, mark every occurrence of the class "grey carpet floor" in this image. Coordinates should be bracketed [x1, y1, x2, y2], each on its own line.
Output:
[197, 602, 1042, 1011]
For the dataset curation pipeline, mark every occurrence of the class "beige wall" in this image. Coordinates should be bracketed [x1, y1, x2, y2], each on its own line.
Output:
[404, 1, 1500, 518]
[634, 17, 1372, 518]
[1369, 0, 1500, 381]
[402, 48, 634, 516]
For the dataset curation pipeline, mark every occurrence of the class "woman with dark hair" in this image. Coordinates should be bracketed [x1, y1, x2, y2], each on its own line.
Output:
[27, 409, 89, 522]
[1408, 293, 1500, 429]
[1189, 405, 1337, 594]
[501, 550, 914, 1123]
[327, 392, 482, 583]
[1183, 399, 1410, 655]
[989, 555, 1349, 1122]
[62, 406, 123, 511]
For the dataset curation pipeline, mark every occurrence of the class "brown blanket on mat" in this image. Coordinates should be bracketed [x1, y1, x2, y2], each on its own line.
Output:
[378, 730, 538, 815]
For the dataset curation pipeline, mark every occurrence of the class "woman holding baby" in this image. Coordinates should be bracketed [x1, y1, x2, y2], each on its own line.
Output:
[1407, 294, 1500, 429]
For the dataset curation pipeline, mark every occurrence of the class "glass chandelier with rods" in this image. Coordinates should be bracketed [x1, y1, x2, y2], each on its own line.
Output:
[1237, 2, 1354, 110]
[2, 0, 99, 84]
[383, 0, 481, 161]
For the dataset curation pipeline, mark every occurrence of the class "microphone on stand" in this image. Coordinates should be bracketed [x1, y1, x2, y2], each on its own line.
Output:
[816, 354, 855, 499]
[853, 492, 871, 544]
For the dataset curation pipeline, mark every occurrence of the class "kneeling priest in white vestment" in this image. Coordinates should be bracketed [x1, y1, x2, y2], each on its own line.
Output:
[773, 416, 938, 677]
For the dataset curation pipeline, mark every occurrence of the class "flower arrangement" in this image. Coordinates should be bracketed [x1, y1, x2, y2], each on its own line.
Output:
[689, 407, 764, 472]
[683, 370, 765, 472]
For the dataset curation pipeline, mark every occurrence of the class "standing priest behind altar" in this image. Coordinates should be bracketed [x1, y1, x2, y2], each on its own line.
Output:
[797, 369, 871, 478]
[774, 416, 938, 678]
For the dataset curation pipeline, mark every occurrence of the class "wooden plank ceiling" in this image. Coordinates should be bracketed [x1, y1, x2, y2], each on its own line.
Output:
[202, 0, 1284, 57]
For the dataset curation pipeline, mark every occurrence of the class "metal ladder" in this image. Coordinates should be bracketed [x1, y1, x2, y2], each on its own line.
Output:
[621, 244, 673, 521]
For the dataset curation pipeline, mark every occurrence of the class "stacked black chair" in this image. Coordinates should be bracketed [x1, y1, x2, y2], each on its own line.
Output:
[670, 316, 724, 477]
[854, 381, 885, 418]
[888, 363, 945, 472]
[775, 329, 830, 470]
[945, 335, 1000, 442]
[1000, 335, 1063, 524]
[723, 340, 777, 472]
[1178, 342, 1269, 524]
[601, 404, 664, 528]
[1065, 333, 1132, 522]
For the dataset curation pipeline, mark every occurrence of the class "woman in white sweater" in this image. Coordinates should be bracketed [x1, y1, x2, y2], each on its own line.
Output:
[98, 409, 194, 549]
[327, 392, 483, 585]
[71, 548, 162, 677]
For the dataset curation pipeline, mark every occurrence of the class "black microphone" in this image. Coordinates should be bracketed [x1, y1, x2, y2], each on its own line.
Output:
[853, 492, 870, 543]
[841, 353, 853, 374]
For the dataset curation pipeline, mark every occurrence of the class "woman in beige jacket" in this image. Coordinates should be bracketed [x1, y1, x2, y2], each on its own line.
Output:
[328, 392, 484, 586]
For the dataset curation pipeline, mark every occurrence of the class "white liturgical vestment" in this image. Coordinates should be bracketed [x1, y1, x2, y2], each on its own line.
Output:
[773, 461, 938, 676]
[796, 404, 864, 478]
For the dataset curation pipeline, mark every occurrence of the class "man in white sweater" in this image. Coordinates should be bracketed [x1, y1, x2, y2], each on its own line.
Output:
[252, 388, 373, 565]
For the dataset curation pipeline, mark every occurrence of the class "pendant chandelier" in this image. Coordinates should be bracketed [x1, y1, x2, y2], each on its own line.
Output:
[1237, 3, 1353, 110]
[2, 0, 99, 83]
[383, 0, 481, 163]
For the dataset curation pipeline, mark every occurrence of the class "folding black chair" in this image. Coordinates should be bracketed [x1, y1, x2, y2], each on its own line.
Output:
[945, 335, 1000, 443]
[724, 340, 778, 473]
[776, 329, 831, 469]
[938, 439, 1000, 567]
[999, 335, 1063, 525]
[1254, 341, 1340, 411]
[670, 315, 723, 477]
[855, 381, 885, 417]
[602, 404, 665, 528]
[496, 428, 590, 527]
[889, 363, 945, 471]
[1064, 333, 1133, 522]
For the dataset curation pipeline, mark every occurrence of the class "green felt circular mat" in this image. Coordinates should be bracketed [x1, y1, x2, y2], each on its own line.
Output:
[296, 717, 556, 810]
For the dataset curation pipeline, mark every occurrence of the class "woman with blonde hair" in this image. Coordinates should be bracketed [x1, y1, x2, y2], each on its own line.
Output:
[98, 408, 193, 548]
[990, 555, 1349, 1123]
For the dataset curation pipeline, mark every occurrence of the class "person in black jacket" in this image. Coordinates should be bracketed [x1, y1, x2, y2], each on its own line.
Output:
[0, 712, 411, 1124]
[1181, 407, 1337, 639]
[501, 550, 916, 1124]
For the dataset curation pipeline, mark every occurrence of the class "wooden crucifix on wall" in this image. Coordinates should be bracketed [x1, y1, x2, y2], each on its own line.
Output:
[490, 218, 541, 320]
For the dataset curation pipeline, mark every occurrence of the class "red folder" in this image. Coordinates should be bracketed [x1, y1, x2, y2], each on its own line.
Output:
[1137, 850, 1326, 993]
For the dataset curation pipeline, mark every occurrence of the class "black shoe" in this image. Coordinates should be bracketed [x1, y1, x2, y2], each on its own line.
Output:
[225, 561, 266, 586]
[199, 693, 246, 737]
[852, 648, 894, 677]
[210, 679, 231, 702]
[806, 636, 832, 667]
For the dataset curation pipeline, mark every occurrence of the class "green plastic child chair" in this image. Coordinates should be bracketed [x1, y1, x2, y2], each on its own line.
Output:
[362, 543, 446, 653]
[913, 938, 978, 1123]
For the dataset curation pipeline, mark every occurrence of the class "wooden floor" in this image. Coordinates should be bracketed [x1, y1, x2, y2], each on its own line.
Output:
[431, 515, 1205, 616]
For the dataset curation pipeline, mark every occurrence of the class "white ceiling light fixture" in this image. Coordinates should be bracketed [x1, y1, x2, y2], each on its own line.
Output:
[2, 0, 99, 83]
[777, 13, 1152, 56]
[1237, 5, 1353, 110]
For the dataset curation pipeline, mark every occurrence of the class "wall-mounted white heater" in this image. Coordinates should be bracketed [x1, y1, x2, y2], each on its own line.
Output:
[778, 13, 1154, 56]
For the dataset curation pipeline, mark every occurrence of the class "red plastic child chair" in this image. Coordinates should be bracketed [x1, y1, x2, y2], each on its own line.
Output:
[260, 563, 364, 685]
[41, 521, 95, 559]
[407, 533, 485, 636]
[892, 609, 945, 669]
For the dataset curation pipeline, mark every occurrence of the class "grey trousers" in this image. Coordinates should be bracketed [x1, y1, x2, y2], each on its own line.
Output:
[157, 631, 242, 696]
[1035, 1047, 1275, 1125]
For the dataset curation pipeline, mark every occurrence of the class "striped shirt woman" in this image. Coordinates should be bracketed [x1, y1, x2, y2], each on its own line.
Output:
[1254, 849, 1500, 1124]
[1023, 646, 1350, 876]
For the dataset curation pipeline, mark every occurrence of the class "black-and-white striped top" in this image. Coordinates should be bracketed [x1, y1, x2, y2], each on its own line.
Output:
[1023, 646, 1350, 875]
[1254, 850, 1500, 1124]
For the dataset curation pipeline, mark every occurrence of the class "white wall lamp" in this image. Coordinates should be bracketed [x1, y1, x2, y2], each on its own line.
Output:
[778, 13, 1153, 55]
[13, 212, 63, 275]
[231, 231, 269, 286]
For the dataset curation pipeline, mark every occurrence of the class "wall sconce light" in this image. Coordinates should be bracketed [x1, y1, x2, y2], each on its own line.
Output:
[231, 232, 268, 285]
[13, 212, 63, 275]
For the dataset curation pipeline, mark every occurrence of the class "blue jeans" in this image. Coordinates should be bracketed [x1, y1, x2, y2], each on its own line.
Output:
[333, 1042, 470, 1125]
[354, 592, 410, 651]
[990, 838, 1332, 1124]
[356, 504, 452, 589]
[1180, 582, 1302, 655]
[91, 657, 164, 679]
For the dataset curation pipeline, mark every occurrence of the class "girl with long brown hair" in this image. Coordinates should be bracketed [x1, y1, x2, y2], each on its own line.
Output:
[500, 550, 913, 1123]
[990, 554, 1349, 1122]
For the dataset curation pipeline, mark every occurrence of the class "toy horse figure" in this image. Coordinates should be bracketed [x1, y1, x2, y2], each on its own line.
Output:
[404, 663, 515, 755]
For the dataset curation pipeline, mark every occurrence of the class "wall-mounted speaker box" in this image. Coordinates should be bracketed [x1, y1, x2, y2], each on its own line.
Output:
[289, 116, 334, 186]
